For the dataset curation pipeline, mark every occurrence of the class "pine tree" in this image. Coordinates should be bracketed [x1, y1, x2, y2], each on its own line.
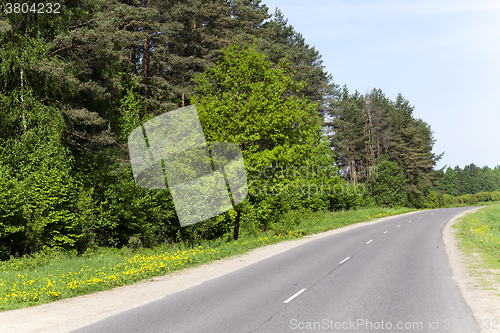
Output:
[327, 86, 441, 206]
[153, 0, 270, 109]
[392, 94, 441, 206]
[442, 167, 459, 196]
[326, 86, 367, 185]
[364, 88, 393, 160]
[0, 0, 79, 177]
[260, 8, 331, 117]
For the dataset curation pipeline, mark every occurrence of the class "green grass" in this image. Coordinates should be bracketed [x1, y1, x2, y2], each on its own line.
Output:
[440, 200, 499, 208]
[455, 204, 500, 257]
[454, 204, 500, 296]
[0, 206, 416, 311]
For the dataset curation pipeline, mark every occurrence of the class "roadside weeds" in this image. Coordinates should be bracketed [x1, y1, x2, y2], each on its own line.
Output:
[443, 207, 500, 333]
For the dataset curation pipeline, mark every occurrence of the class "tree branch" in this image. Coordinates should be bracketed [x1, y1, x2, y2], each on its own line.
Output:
[111, 139, 129, 153]
[48, 44, 73, 58]
[70, 138, 130, 163]
[69, 19, 100, 29]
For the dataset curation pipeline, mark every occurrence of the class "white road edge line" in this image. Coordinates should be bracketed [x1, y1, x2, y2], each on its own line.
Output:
[339, 257, 350, 264]
[284, 288, 307, 303]
[366, 239, 373, 244]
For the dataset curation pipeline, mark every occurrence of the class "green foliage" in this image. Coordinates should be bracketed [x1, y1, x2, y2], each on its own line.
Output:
[193, 40, 335, 237]
[436, 167, 459, 196]
[261, 8, 332, 115]
[454, 193, 478, 205]
[434, 163, 500, 208]
[436, 193, 454, 207]
[0, 163, 83, 258]
[475, 192, 492, 202]
[326, 86, 367, 184]
[435, 190, 500, 207]
[0, 0, 455, 265]
[435, 164, 500, 197]
[370, 160, 407, 207]
[22, 164, 82, 252]
[92, 169, 178, 248]
[127, 236, 143, 250]
[426, 191, 439, 208]
[325, 88, 441, 207]
[118, 86, 144, 140]
[194, 40, 320, 166]
[0, 170, 26, 260]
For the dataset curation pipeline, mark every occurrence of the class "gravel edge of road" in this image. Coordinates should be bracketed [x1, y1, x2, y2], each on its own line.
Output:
[442, 207, 500, 333]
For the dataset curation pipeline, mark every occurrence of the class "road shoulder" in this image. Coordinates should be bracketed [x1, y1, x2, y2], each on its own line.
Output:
[442, 207, 500, 333]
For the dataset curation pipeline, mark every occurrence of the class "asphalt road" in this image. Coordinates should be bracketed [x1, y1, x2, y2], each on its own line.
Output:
[72, 207, 479, 333]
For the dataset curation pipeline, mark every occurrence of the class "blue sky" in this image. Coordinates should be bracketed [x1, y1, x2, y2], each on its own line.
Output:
[260, 0, 500, 170]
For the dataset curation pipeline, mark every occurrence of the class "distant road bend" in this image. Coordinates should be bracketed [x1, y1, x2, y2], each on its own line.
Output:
[73, 207, 479, 333]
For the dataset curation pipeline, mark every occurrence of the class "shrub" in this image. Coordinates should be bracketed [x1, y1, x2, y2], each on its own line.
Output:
[370, 161, 407, 207]
[127, 236, 143, 249]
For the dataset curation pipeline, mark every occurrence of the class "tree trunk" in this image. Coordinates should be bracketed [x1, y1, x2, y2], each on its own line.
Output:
[233, 207, 241, 240]
[352, 158, 357, 186]
[143, 35, 150, 111]
[20, 67, 27, 138]
[367, 106, 375, 167]
[143, 0, 151, 112]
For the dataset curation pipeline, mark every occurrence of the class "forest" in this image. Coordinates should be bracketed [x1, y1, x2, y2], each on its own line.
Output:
[0, 0, 497, 260]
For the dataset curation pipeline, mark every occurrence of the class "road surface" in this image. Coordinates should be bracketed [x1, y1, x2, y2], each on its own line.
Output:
[73, 207, 479, 333]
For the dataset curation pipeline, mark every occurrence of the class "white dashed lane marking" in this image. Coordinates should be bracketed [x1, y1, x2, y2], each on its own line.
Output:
[284, 289, 307, 304]
[339, 257, 351, 265]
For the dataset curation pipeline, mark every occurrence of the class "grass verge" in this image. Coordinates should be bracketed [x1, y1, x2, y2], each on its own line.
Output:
[0, 206, 415, 311]
[439, 200, 499, 208]
[454, 204, 500, 296]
